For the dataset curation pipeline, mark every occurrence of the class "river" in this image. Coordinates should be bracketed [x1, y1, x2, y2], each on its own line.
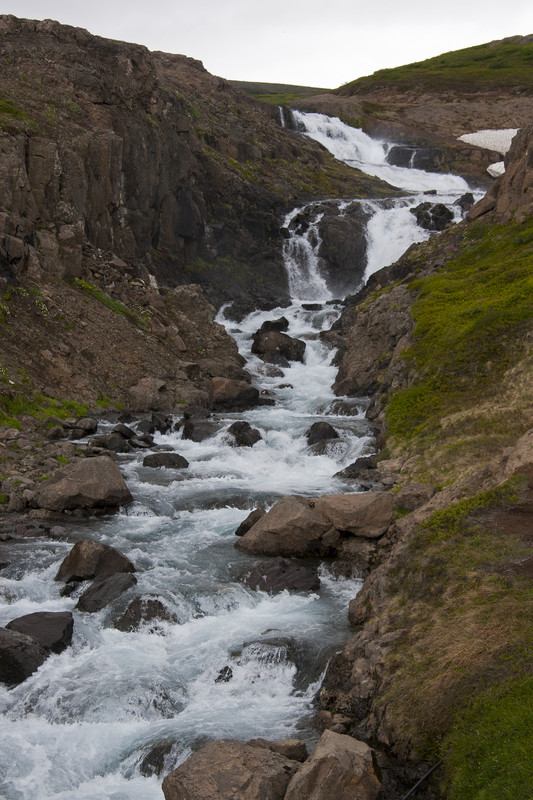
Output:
[0, 111, 480, 800]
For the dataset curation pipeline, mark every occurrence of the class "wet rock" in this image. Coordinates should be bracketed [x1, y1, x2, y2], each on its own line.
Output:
[305, 421, 339, 446]
[112, 423, 136, 439]
[210, 377, 260, 412]
[227, 421, 262, 447]
[88, 432, 132, 452]
[55, 538, 136, 582]
[0, 627, 49, 685]
[252, 331, 306, 363]
[454, 192, 475, 213]
[314, 492, 395, 539]
[256, 317, 290, 334]
[284, 729, 381, 800]
[235, 495, 337, 558]
[36, 456, 133, 512]
[162, 739, 298, 800]
[139, 741, 175, 778]
[215, 665, 233, 683]
[334, 456, 378, 480]
[240, 558, 320, 594]
[182, 418, 220, 442]
[410, 201, 453, 231]
[114, 594, 178, 631]
[6, 611, 73, 654]
[259, 351, 290, 368]
[234, 508, 266, 536]
[69, 417, 99, 439]
[76, 572, 137, 612]
[142, 452, 189, 469]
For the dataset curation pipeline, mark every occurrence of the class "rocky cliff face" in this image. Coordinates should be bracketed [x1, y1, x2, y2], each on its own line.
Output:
[0, 15, 390, 311]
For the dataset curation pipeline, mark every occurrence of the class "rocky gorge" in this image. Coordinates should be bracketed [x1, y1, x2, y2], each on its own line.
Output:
[1, 16, 533, 800]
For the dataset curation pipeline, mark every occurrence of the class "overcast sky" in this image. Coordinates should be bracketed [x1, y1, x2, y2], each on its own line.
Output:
[5, 1, 533, 88]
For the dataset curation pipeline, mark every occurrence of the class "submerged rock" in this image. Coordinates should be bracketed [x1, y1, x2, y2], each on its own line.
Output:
[142, 452, 189, 469]
[240, 558, 320, 594]
[305, 421, 339, 446]
[114, 594, 178, 632]
[76, 573, 137, 613]
[227, 421, 262, 447]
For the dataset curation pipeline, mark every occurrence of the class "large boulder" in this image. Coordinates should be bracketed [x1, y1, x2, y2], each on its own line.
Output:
[210, 378, 259, 412]
[0, 627, 49, 685]
[284, 730, 381, 800]
[314, 492, 395, 538]
[76, 572, 137, 613]
[55, 538, 136, 583]
[305, 421, 339, 446]
[235, 495, 337, 557]
[162, 739, 298, 800]
[252, 331, 306, 363]
[36, 455, 133, 512]
[6, 611, 73, 654]
[410, 201, 453, 231]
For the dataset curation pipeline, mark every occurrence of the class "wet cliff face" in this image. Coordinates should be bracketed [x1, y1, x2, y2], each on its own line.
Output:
[0, 15, 388, 310]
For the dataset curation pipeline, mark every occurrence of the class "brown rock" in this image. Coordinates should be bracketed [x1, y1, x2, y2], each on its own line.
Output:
[234, 508, 266, 536]
[36, 456, 133, 512]
[162, 739, 298, 800]
[55, 538, 136, 582]
[284, 729, 381, 800]
[315, 492, 395, 538]
[235, 495, 336, 557]
[210, 377, 259, 412]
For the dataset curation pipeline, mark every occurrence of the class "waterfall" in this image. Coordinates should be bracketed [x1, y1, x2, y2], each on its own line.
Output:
[282, 205, 332, 302]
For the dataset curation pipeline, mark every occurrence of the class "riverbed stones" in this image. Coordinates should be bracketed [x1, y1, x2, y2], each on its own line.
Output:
[283, 730, 381, 800]
[210, 377, 259, 412]
[36, 455, 133, 512]
[162, 739, 298, 800]
[76, 572, 137, 613]
[142, 452, 189, 469]
[0, 627, 49, 685]
[114, 594, 178, 631]
[55, 538, 136, 582]
[6, 611, 73, 653]
[227, 421, 262, 447]
[305, 421, 339, 446]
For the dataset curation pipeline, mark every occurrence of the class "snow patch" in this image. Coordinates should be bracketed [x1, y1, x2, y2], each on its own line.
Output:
[458, 128, 519, 154]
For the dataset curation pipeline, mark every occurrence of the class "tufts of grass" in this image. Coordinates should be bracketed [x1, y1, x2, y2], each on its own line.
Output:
[0, 390, 87, 429]
[443, 676, 533, 800]
[386, 218, 533, 443]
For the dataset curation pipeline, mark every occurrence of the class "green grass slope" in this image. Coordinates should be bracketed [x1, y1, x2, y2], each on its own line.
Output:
[337, 36, 533, 95]
[229, 80, 329, 106]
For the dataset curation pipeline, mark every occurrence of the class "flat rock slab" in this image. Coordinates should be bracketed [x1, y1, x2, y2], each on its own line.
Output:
[162, 739, 298, 800]
[315, 492, 395, 538]
[76, 573, 137, 613]
[284, 729, 381, 800]
[36, 455, 133, 512]
[55, 538, 136, 582]
[6, 611, 73, 653]
[0, 627, 49, 685]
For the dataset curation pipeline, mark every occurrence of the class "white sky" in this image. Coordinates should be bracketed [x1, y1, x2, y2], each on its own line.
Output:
[4, 1, 533, 88]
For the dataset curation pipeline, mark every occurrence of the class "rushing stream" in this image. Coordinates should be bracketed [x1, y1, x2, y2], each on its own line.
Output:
[0, 112, 482, 799]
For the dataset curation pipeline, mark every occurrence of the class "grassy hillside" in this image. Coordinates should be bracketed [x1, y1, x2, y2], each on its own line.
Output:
[337, 36, 533, 95]
[229, 80, 329, 106]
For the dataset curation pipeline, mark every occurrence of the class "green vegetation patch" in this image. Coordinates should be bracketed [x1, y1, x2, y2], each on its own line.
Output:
[0, 390, 87, 429]
[381, 478, 533, 762]
[338, 39, 533, 94]
[0, 97, 29, 119]
[443, 676, 533, 800]
[229, 81, 328, 106]
[386, 218, 533, 441]
[72, 279, 134, 320]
